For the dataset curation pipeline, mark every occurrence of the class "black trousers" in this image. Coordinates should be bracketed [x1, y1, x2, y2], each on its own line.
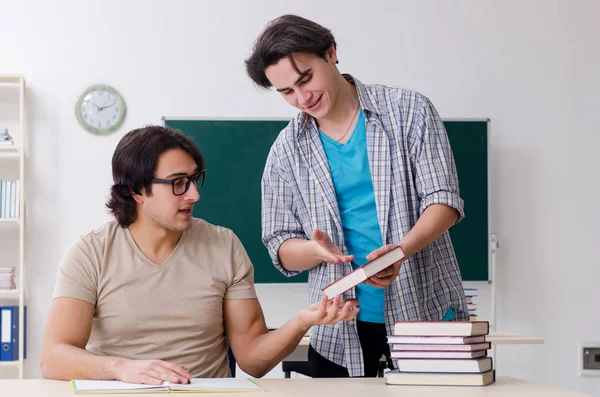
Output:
[308, 320, 394, 378]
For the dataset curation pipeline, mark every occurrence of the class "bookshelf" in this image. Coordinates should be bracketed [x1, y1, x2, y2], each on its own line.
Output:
[0, 74, 26, 379]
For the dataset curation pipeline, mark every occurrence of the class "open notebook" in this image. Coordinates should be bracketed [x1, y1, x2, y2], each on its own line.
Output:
[70, 378, 263, 394]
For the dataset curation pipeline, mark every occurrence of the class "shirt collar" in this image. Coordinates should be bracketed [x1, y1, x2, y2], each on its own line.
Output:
[297, 74, 382, 134]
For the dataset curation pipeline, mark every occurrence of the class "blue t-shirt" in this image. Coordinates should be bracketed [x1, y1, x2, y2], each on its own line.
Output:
[319, 109, 385, 323]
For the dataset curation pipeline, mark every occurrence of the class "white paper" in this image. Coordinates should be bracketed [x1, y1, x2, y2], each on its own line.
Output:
[167, 378, 262, 391]
[72, 380, 166, 391]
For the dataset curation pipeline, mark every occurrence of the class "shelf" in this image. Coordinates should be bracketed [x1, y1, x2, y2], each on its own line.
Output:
[0, 289, 20, 299]
[0, 75, 22, 84]
[0, 146, 20, 153]
[0, 218, 20, 225]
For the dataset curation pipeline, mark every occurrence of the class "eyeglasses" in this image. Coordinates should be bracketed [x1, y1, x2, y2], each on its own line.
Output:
[151, 169, 206, 196]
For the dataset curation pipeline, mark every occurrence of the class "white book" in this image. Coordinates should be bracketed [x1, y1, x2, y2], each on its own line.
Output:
[8, 181, 16, 218]
[1, 180, 7, 218]
[393, 321, 489, 337]
[392, 342, 490, 351]
[70, 378, 263, 394]
[396, 357, 493, 373]
[391, 350, 487, 359]
[5, 181, 11, 218]
[322, 246, 405, 299]
[14, 180, 19, 218]
[11, 181, 17, 218]
[387, 335, 486, 345]
[385, 369, 495, 386]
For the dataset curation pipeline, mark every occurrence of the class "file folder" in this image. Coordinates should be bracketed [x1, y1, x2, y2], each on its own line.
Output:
[0, 306, 26, 361]
[1, 306, 13, 361]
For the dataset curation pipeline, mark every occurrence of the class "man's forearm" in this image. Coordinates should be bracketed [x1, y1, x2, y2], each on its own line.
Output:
[400, 204, 459, 257]
[239, 316, 308, 378]
[278, 238, 322, 271]
[41, 343, 124, 381]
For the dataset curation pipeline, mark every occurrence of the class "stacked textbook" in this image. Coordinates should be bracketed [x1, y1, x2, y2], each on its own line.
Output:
[464, 288, 478, 321]
[385, 321, 495, 387]
[0, 266, 16, 290]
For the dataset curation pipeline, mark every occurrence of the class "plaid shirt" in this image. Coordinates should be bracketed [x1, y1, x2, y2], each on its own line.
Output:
[261, 75, 469, 376]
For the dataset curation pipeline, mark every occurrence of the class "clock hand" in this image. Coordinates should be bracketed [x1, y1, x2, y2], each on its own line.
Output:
[98, 102, 116, 111]
[99, 95, 111, 108]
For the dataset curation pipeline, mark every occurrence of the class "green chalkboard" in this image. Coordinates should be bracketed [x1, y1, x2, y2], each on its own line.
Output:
[444, 120, 489, 281]
[163, 118, 489, 282]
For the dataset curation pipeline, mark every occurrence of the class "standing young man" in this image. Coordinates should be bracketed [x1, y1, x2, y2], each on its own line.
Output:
[40, 125, 358, 383]
[246, 15, 469, 377]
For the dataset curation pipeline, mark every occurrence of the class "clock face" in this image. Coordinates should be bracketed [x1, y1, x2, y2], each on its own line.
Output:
[75, 84, 126, 135]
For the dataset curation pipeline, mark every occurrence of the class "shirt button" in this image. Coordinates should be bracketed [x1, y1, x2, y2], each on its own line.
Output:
[349, 321, 355, 326]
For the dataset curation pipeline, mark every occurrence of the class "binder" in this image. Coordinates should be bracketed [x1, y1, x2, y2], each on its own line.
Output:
[1, 306, 13, 361]
[0, 306, 26, 361]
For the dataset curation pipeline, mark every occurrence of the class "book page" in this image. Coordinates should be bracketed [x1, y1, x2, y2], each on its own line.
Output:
[72, 380, 167, 392]
[167, 378, 263, 392]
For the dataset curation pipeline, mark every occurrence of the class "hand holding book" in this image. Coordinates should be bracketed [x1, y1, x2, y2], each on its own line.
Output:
[362, 244, 407, 288]
[322, 246, 406, 299]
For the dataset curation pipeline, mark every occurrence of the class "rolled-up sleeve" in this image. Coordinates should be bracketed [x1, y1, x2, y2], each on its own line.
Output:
[261, 144, 307, 277]
[408, 95, 465, 223]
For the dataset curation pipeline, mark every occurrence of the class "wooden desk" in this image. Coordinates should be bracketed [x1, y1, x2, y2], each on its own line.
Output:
[0, 377, 590, 397]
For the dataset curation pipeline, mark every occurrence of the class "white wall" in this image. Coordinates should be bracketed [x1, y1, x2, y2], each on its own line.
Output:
[0, 0, 599, 394]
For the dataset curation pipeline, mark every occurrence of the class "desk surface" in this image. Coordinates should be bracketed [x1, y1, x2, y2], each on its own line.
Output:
[0, 377, 589, 397]
[297, 330, 544, 346]
[485, 331, 545, 345]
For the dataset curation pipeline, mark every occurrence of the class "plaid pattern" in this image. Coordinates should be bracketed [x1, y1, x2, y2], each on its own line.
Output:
[261, 75, 469, 376]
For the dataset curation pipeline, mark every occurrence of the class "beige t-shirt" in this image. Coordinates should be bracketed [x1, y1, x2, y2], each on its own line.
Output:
[53, 218, 257, 378]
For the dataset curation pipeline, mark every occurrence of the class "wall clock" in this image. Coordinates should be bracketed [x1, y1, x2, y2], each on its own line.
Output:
[75, 84, 126, 135]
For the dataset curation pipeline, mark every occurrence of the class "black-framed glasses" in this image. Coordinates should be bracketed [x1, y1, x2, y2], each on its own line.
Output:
[151, 169, 206, 196]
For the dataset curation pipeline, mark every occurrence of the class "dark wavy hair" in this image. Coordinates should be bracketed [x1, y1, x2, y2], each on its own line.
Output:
[106, 125, 204, 227]
[245, 14, 337, 88]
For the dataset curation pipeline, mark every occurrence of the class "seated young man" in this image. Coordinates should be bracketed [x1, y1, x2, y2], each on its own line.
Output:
[40, 125, 358, 384]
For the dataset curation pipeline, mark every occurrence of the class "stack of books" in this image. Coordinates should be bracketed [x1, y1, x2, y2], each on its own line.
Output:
[0, 128, 13, 146]
[0, 266, 16, 290]
[385, 321, 495, 387]
[464, 288, 478, 321]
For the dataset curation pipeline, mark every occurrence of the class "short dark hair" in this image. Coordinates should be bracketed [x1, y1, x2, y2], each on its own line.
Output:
[245, 14, 337, 88]
[106, 125, 204, 227]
